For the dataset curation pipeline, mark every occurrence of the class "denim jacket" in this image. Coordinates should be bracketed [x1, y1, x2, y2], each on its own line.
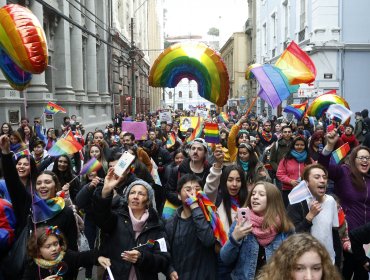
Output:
[220, 221, 289, 280]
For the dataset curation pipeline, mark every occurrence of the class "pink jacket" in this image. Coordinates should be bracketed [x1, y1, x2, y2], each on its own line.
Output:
[276, 158, 310, 191]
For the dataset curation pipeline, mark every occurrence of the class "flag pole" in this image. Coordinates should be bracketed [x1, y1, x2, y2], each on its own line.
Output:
[68, 175, 79, 185]
[244, 95, 258, 117]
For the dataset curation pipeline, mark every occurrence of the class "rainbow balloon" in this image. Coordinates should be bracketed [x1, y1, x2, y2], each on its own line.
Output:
[0, 4, 48, 90]
[306, 93, 350, 119]
[149, 43, 229, 107]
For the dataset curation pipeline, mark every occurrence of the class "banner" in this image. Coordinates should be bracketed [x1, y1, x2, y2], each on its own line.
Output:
[122, 121, 148, 140]
[179, 117, 203, 132]
[196, 107, 209, 118]
[159, 111, 172, 123]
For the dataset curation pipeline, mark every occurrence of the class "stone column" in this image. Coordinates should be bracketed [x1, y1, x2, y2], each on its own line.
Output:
[96, 0, 111, 103]
[70, 0, 86, 101]
[85, 0, 100, 101]
[28, 0, 50, 103]
[54, 0, 75, 101]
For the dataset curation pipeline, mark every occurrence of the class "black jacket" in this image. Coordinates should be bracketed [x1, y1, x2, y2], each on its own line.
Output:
[93, 190, 170, 280]
[165, 207, 217, 280]
[165, 158, 211, 206]
[287, 200, 342, 267]
[349, 222, 370, 266]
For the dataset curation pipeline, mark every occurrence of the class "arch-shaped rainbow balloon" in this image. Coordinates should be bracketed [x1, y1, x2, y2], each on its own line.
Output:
[149, 43, 229, 107]
[306, 93, 350, 119]
[0, 4, 48, 90]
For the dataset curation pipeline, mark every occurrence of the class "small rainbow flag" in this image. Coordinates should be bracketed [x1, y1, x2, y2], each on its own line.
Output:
[162, 199, 178, 220]
[48, 138, 83, 156]
[166, 132, 176, 148]
[13, 149, 30, 159]
[275, 40, 317, 85]
[147, 239, 156, 248]
[32, 194, 65, 223]
[80, 157, 102, 176]
[204, 123, 220, 144]
[218, 112, 229, 123]
[331, 142, 351, 164]
[44, 101, 66, 114]
[284, 101, 308, 120]
[187, 117, 203, 142]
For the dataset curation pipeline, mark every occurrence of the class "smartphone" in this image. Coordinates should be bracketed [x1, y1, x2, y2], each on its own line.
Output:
[114, 151, 136, 176]
[237, 207, 250, 225]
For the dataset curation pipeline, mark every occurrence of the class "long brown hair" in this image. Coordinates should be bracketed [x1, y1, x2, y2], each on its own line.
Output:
[348, 146, 370, 192]
[257, 233, 341, 280]
[245, 181, 294, 233]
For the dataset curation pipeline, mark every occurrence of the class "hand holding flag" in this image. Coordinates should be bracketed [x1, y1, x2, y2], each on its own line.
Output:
[288, 180, 313, 204]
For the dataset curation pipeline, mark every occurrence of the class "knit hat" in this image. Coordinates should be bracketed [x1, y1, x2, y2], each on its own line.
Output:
[123, 180, 156, 209]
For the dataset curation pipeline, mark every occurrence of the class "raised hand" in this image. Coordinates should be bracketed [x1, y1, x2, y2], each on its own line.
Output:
[325, 129, 339, 150]
[102, 168, 126, 198]
[232, 220, 253, 241]
[213, 145, 224, 168]
[121, 250, 141, 264]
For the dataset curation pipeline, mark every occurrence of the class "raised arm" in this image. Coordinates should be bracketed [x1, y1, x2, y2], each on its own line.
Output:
[203, 145, 224, 203]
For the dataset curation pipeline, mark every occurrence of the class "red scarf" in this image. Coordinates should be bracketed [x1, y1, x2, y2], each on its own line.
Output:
[249, 210, 279, 247]
[341, 133, 356, 144]
[338, 207, 345, 227]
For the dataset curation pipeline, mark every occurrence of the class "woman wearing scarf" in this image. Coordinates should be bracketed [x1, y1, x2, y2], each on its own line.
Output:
[220, 181, 294, 280]
[276, 136, 313, 207]
[93, 174, 170, 280]
[340, 125, 359, 151]
[204, 147, 248, 280]
[236, 143, 271, 192]
[0, 135, 78, 278]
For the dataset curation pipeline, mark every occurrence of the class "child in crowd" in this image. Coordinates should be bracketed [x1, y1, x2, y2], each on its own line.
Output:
[23, 226, 110, 280]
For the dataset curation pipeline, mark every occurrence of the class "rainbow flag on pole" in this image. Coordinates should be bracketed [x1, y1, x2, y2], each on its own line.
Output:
[13, 149, 30, 159]
[166, 132, 176, 148]
[187, 117, 203, 142]
[48, 138, 83, 156]
[284, 100, 308, 120]
[331, 142, 351, 164]
[275, 41, 317, 85]
[44, 101, 66, 114]
[80, 158, 102, 176]
[204, 123, 220, 144]
[218, 112, 229, 123]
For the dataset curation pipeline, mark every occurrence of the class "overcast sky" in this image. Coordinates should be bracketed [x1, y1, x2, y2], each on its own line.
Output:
[164, 0, 248, 42]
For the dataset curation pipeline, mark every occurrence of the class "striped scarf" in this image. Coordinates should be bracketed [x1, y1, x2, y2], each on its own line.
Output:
[230, 195, 240, 212]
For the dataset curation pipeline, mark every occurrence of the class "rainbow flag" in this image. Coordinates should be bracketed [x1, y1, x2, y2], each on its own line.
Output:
[166, 132, 176, 148]
[187, 117, 203, 142]
[147, 239, 156, 248]
[13, 149, 30, 159]
[48, 138, 83, 156]
[32, 194, 65, 223]
[204, 123, 220, 144]
[284, 101, 308, 120]
[275, 40, 317, 85]
[331, 143, 351, 164]
[218, 112, 229, 123]
[250, 64, 299, 108]
[44, 101, 66, 114]
[162, 199, 178, 220]
[80, 158, 102, 176]
[288, 181, 313, 204]
[196, 191, 227, 246]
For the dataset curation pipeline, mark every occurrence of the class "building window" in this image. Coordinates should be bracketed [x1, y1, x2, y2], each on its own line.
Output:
[189, 90, 193, 98]
[262, 23, 267, 55]
[178, 91, 182, 98]
[283, 1, 289, 41]
[300, 0, 306, 32]
[169, 91, 172, 99]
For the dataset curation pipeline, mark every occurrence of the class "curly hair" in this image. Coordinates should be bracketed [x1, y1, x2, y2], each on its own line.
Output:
[27, 226, 67, 259]
[256, 233, 341, 280]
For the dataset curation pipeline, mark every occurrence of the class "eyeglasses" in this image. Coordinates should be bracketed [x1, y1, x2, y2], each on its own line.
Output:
[356, 156, 370, 162]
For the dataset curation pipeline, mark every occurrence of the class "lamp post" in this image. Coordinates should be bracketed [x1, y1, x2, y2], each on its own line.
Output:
[130, 0, 149, 117]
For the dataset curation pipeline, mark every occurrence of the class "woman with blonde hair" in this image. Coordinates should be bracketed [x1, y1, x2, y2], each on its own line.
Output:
[220, 181, 294, 279]
[257, 233, 341, 280]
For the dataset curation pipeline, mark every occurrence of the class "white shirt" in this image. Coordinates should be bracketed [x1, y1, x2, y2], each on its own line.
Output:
[309, 195, 339, 263]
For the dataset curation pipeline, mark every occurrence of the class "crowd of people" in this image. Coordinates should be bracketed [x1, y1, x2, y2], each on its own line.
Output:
[1, 108, 370, 280]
